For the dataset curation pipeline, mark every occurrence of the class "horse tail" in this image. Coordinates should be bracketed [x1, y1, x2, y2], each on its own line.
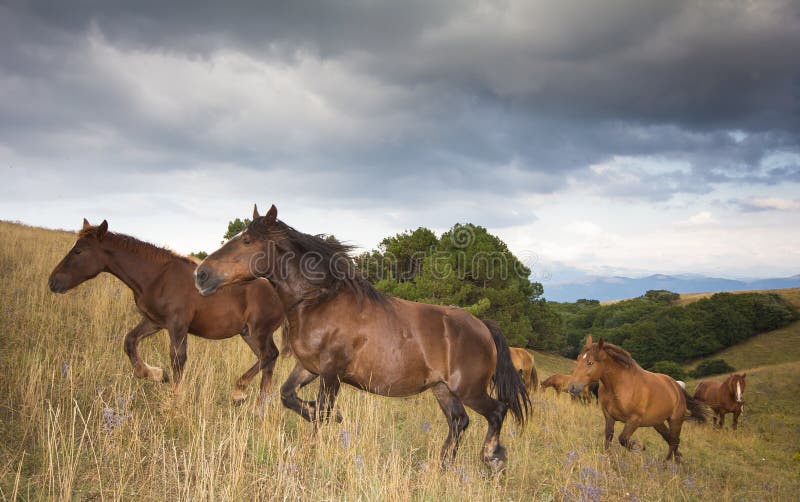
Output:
[683, 388, 712, 423]
[483, 319, 530, 425]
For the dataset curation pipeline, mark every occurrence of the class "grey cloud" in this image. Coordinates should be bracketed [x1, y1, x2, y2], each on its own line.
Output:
[1, 0, 799, 208]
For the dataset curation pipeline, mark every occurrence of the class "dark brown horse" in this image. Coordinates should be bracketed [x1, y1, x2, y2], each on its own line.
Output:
[693, 373, 746, 430]
[194, 204, 529, 472]
[568, 336, 709, 462]
[48, 219, 284, 409]
[509, 347, 538, 393]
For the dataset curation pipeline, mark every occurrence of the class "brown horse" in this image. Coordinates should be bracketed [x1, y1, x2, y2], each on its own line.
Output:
[509, 347, 538, 393]
[48, 219, 284, 409]
[568, 336, 709, 462]
[540, 373, 572, 395]
[693, 373, 746, 430]
[194, 204, 529, 472]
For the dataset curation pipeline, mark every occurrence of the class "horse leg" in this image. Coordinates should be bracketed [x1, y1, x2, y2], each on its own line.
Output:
[123, 317, 166, 383]
[280, 362, 319, 422]
[603, 410, 615, 450]
[618, 418, 642, 451]
[431, 382, 470, 467]
[167, 326, 189, 391]
[732, 409, 741, 431]
[235, 324, 280, 411]
[315, 373, 342, 424]
[665, 417, 684, 462]
[463, 393, 508, 474]
[717, 411, 725, 429]
[653, 422, 672, 459]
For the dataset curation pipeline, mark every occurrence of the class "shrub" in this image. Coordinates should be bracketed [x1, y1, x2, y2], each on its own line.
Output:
[650, 360, 687, 380]
[691, 358, 735, 378]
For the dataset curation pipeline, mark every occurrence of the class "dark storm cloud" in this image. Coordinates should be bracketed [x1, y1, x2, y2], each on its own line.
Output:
[2, 0, 799, 208]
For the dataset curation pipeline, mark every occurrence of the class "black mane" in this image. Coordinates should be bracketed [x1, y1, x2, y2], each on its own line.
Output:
[252, 218, 387, 306]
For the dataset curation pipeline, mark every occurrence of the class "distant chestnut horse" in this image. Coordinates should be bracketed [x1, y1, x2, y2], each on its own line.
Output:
[569, 337, 709, 462]
[693, 373, 746, 430]
[48, 219, 284, 408]
[509, 347, 538, 392]
[541, 373, 572, 395]
[194, 205, 529, 472]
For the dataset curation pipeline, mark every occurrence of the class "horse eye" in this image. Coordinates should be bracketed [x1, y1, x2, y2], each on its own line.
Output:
[73, 248, 82, 255]
[243, 237, 252, 245]
[587, 361, 594, 366]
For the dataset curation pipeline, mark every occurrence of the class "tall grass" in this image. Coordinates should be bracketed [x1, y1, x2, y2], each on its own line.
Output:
[1, 221, 798, 500]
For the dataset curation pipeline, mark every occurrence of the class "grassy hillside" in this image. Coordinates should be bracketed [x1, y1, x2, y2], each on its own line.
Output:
[1, 220, 798, 500]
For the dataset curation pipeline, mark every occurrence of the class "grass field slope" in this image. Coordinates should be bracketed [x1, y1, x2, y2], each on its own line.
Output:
[1, 221, 798, 501]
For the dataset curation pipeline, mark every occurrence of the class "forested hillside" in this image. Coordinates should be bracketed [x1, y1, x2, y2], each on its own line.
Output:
[550, 290, 798, 367]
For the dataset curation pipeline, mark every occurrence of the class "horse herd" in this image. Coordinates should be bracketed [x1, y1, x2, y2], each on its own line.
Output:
[47, 204, 747, 473]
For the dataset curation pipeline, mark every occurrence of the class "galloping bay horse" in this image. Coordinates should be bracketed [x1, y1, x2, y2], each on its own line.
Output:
[568, 337, 709, 462]
[509, 347, 538, 393]
[48, 219, 284, 408]
[693, 373, 746, 430]
[194, 204, 529, 472]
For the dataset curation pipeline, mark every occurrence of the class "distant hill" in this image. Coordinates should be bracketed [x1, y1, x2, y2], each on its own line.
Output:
[543, 273, 800, 302]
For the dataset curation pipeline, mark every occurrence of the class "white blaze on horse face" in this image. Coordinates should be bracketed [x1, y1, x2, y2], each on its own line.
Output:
[582, 353, 587, 359]
[736, 382, 742, 402]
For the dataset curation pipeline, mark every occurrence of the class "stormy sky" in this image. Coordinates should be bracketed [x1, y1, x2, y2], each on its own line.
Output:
[2, 0, 799, 283]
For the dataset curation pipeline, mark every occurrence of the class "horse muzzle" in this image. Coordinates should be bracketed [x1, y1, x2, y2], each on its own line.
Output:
[568, 382, 584, 396]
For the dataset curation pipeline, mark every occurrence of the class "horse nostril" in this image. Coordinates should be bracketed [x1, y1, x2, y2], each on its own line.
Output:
[196, 269, 208, 284]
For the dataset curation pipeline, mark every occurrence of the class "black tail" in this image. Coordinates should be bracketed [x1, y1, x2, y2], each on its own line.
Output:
[483, 319, 530, 425]
[683, 389, 712, 423]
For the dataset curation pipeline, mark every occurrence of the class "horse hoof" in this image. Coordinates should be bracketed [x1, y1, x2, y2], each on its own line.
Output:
[487, 458, 506, 475]
[231, 389, 247, 406]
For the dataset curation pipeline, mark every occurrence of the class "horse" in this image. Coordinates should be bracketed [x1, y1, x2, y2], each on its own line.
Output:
[568, 336, 709, 462]
[540, 373, 572, 395]
[693, 373, 746, 430]
[48, 219, 284, 409]
[509, 347, 538, 393]
[194, 204, 529, 472]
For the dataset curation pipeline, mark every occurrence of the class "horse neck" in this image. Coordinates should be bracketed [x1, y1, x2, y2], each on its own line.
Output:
[101, 243, 172, 299]
[267, 250, 331, 312]
[597, 359, 637, 391]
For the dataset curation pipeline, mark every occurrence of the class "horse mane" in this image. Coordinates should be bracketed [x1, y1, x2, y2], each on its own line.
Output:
[592, 341, 641, 370]
[80, 228, 198, 266]
[252, 218, 387, 307]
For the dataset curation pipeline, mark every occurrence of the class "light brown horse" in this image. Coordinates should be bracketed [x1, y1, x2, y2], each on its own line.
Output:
[540, 373, 572, 395]
[194, 204, 529, 472]
[568, 336, 709, 462]
[509, 347, 538, 393]
[693, 373, 746, 430]
[48, 219, 284, 409]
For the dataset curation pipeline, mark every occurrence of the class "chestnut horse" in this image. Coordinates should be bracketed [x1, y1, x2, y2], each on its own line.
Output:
[540, 373, 572, 395]
[194, 205, 529, 472]
[48, 219, 284, 409]
[693, 373, 746, 430]
[509, 347, 538, 393]
[569, 337, 709, 462]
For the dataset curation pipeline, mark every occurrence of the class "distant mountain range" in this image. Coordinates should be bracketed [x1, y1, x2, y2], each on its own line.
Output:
[543, 274, 800, 303]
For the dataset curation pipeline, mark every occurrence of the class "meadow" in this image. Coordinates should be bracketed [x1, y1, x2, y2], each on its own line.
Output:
[1, 221, 798, 501]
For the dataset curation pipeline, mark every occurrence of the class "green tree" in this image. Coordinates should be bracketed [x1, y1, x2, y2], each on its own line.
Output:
[691, 359, 735, 378]
[379, 227, 438, 282]
[650, 360, 687, 380]
[224, 218, 252, 241]
[190, 251, 208, 260]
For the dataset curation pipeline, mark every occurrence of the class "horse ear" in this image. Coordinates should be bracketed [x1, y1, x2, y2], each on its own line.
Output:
[265, 204, 278, 223]
[584, 335, 593, 348]
[82, 218, 91, 230]
[253, 204, 260, 220]
[742, 373, 746, 379]
[597, 338, 605, 350]
[97, 220, 108, 240]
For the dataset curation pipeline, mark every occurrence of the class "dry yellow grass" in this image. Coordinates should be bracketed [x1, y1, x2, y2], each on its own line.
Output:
[1, 221, 798, 501]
